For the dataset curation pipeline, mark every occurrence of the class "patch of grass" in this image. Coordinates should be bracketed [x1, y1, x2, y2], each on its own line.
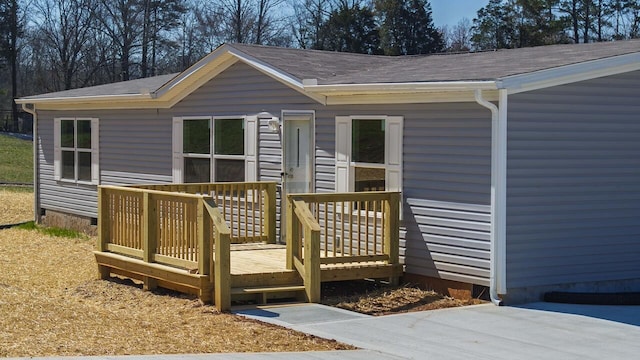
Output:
[42, 226, 87, 239]
[15, 221, 37, 230]
[0, 185, 33, 192]
[0, 133, 33, 183]
[16, 221, 87, 239]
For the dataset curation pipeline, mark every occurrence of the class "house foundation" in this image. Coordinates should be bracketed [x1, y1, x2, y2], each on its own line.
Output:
[41, 209, 97, 236]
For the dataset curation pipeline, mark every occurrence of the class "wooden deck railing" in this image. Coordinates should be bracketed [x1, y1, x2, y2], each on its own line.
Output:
[286, 191, 401, 302]
[97, 182, 277, 311]
[98, 183, 399, 310]
[129, 182, 277, 244]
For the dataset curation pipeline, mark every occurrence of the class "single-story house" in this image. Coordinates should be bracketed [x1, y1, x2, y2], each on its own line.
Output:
[16, 40, 640, 304]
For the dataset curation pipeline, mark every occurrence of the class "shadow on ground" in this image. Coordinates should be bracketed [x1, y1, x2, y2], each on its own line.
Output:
[518, 302, 640, 327]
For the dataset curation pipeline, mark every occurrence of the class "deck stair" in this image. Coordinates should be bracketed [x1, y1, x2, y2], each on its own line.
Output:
[231, 284, 307, 304]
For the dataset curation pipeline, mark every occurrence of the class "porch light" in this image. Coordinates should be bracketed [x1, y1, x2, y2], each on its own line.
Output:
[267, 117, 280, 133]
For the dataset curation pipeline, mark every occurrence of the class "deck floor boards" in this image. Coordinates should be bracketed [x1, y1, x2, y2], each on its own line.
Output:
[228, 244, 289, 275]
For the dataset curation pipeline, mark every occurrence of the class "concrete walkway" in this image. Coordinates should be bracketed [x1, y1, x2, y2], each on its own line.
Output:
[9, 302, 640, 360]
[235, 302, 640, 359]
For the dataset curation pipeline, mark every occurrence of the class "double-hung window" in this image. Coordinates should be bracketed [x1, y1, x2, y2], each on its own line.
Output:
[54, 117, 100, 184]
[172, 116, 257, 183]
[335, 116, 403, 194]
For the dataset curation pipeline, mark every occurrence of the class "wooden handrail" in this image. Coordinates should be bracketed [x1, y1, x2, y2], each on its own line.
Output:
[292, 200, 321, 231]
[286, 190, 401, 292]
[203, 197, 231, 312]
[289, 199, 321, 302]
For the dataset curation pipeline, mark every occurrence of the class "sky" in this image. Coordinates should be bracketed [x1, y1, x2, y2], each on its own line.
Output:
[430, 0, 491, 27]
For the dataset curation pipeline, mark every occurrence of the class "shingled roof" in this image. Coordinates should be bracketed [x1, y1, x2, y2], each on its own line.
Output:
[229, 40, 640, 84]
[21, 73, 177, 100]
[17, 39, 640, 102]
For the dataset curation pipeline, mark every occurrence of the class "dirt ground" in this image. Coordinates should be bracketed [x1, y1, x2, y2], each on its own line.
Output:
[0, 188, 33, 225]
[0, 191, 484, 357]
[0, 227, 352, 357]
[322, 280, 485, 316]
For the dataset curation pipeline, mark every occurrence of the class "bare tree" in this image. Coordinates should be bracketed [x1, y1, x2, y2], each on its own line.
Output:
[447, 17, 473, 51]
[290, 0, 333, 48]
[141, 0, 186, 77]
[0, 0, 20, 128]
[255, 0, 288, 44]
[221, 0, 255, 43]
[33, 0, 97, 90]
[94, 0, 144, 81]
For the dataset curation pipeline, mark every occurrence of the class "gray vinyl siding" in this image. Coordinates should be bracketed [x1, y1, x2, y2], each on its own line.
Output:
[506, 71, 640, 289]
[36, 61, 493, 286]
[37, 113, 98, 217]
[37, 109, 174, 218]
[400, 104, 492, 285]
[313, 103, 492, 285]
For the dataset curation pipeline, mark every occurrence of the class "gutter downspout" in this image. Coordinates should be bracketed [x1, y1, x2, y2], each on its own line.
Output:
[474, 89, 507, 306]
[21, 103, 40, 224]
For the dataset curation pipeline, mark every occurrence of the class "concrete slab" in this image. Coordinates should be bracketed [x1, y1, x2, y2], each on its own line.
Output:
[236, 302, 640, 360]
[233, 303, 370, 327]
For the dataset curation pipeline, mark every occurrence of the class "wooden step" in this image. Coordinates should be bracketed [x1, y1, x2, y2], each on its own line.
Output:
[231, 285, 306, 304]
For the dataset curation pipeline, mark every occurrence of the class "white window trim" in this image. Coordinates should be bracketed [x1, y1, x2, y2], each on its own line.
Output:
[172, 115, 258, 183]
[335, 115, 403, 194]
[54, 117, 100, 185]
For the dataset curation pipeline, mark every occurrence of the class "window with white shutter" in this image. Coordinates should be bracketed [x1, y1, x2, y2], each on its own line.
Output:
[335, 116, 403, 193]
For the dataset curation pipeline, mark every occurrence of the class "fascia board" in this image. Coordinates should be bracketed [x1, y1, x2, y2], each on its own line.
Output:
[160, 55, 239, 107]
[304, 81, 498, 95]
[324, 90, 499, 105]
[502, 52, 640, 94]
[153, 46, 237, 98]
[14, 93, 154, 105]
[17, 100, 169, 111]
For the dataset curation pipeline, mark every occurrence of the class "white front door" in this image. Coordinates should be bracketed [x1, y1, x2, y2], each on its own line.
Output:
[283, 112, 314, 196]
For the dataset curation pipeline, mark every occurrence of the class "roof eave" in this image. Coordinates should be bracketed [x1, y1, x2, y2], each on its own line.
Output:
[304, 81, 499, 95]
[500, 52, 640, 94]
[15, 93, 159, 110]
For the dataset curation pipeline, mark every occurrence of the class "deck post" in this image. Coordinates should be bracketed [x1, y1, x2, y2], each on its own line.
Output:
[214, 228, 231, 311]
[97, 186, 108, 252]
[304, 226, 321, 302]
[204, 198, 231, 312]
[384, 192, 400, 285]
[198, 198, 211, 276]
[264, 183, 277, 244]
[285, 196, 299, 270]
[97, 186, 110, 280]
[142, 191, 158, 290]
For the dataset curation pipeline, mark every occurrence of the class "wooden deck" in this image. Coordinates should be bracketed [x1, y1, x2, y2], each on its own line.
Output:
[95, 182, 401, 311]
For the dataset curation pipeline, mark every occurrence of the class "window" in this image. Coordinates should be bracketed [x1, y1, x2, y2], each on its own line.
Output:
[54, 118, 99, 184]
[352, 119, 386, 192]
[335, 116, 403, 194]
[172, 116, 257, 183]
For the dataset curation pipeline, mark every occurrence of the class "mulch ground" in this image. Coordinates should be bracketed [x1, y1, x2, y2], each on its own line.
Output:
[0, 227, 352, 357]
[0, 188, 33, 225]
[0, 191, 484, 357]
[321, 280, 485, 316]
